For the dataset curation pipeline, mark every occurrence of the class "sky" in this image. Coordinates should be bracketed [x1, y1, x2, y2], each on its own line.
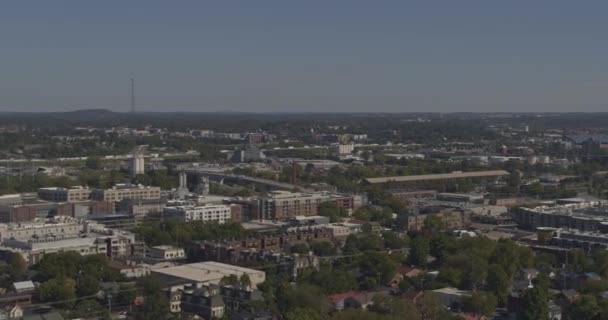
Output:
[2, 1, 608, 113]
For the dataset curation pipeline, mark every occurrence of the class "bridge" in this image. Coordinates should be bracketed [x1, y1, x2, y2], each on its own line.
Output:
[179, 167, 307, 192]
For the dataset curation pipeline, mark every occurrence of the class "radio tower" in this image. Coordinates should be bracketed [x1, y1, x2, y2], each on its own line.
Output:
[130, 78, 135, 113]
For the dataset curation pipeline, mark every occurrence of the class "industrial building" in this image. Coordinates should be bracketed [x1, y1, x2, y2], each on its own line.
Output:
[37, 186, 92, 202]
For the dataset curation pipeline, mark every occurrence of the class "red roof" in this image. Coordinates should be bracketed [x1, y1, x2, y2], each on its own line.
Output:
[461, 313, 484, 320]
[329, 290, 361, 304]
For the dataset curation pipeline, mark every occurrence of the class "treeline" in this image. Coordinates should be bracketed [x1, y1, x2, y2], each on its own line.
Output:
[134, 220, 253, 246]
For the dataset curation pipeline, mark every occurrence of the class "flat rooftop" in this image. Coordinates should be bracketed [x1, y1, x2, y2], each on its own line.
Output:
[152, 261, 264, 285]
[363, 170, 510, 184]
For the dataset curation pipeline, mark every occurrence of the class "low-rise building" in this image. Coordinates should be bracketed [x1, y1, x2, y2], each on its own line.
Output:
[37, 187, 91, 202]
[90, 184, 161, 202]
[116, 198, 166, 219]
[398, 207, 471, 232]
[163, 204, 238, 223]
[0, 219, 141, 265]
[149, 245, 186, 261]
[513, 201, 608, 232]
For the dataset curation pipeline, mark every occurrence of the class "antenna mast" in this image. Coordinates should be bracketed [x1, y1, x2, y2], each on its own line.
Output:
[130, 78, 135, 113]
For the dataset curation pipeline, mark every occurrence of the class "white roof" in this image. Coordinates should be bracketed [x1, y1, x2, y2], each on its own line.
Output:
[152, 261, 263, 283]
[13, 280, 35, 290]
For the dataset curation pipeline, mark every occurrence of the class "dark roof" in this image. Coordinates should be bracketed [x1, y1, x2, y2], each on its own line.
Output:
[22, 311, 64, 320]
[363, 170, 510, 184]
[209, 295, 225, 308]
[565, 134, 608, 144]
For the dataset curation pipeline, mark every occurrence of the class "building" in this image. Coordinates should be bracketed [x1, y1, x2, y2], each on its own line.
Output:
[398, 207, 471, 232]
[362, 170, 510, 185]
[90, 184, 161, 202]
[116, 198, 166, 219]
[0, 200, 114, 223]
[432, 287, 471, 309]
[0, 194, 23, 206]
[553, 229, 608, 250]
[130, 154, 145, 178]
[149, 245, 186, 261]
[185, 228, 332, 263]
[180, 284, 225, 317]
[0, 220, 141, 265]
[228, 146, 266, 163]
[258, 191, 327, 219]
[0, 219, 81, 243]
[292, 215, 331, 226]
[323, 224, 354, 238]
[332, 143, 355, 155]
[163, 204, 238, 223]
[225, 199, 260, 221]
[152, 261, 266, 291]
[37, 187, 91, 202]
[436, 193, 485, 203]
[513, 201, 608, 232]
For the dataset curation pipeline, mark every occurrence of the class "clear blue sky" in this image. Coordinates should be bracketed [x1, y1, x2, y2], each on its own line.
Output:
[2, 1, 608, 112]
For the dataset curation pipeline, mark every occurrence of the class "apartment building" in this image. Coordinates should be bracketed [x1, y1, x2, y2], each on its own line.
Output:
[0, 220, 141, 265]
[163, 204, 238, 223]
[513, 201, 608, 232]
[259, 191, 327, 219]
[0, 200, 113, 223]
[150, 245, 186, 261]
[90, 184, 161, 202]
[116, 198, 166, 219]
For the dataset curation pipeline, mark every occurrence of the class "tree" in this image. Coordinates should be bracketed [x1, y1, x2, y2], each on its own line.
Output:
[290, 242, 310, 254]
[463, 291, 497, 317]
[567, 294, 599, 320]
[318, 202, 348, 223]
[369, 295, 421, 320]
[359, 251, 398, 288]
[429, 233, 450, 263]
[134, 277, 172, 320]
[309, 240, 336, 256]
[37, 277, 77, 309]
[382, 231, 408, 250]
[284, 307, 327, 320]
[298, 266, 357, 294]
[463, 255, 488, 290]
[519, 274, 550, 320]
[69, 299, 104, 319]
[423, 215, 445, 232]
[417, 292, 457, 320]
[85, 156, 102, 170]
[487, 264, 510, 306]
[7, 252, 27, 280]
[76, 275, 100, 297]
[277, 284, 329, 315]
[409, 236, 430, 267]
[221, 274, 239, 286]
[239, 274, 252, 290]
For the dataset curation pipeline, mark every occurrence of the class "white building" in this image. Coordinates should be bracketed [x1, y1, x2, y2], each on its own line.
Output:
[163, 204, 234, 223]
[333, 143, 355, 155]
[150, 245, 186, 260]
[130, 155, 145, 177]
[0, 219, 140, 265]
